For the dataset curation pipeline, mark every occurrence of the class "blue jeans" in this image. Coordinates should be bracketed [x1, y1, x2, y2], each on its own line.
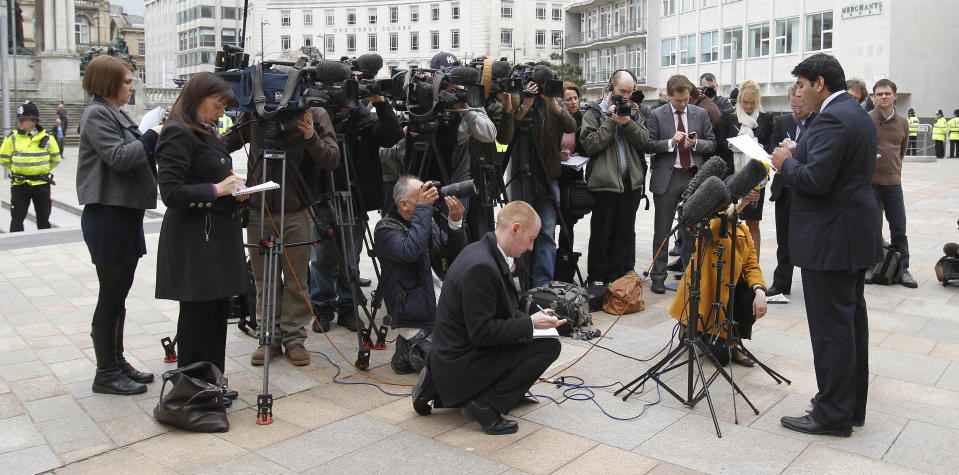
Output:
[872, 184, 909, 268]
[512, 179, 559, 287]
[309, 217, 364, 311]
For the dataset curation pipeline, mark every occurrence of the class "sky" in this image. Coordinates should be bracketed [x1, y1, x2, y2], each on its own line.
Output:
[116, 0, 144, 16]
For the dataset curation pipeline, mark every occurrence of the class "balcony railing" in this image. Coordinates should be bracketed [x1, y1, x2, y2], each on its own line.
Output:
[583, 67, 647, 87]
[566, 19, 647, 48]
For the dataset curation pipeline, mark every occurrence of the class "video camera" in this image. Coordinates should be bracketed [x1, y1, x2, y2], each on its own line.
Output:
[391, 66, 484, 119]
[512, 63, 564, 98]
[341, 54, 398, 99]
[469, 58, 525, 99]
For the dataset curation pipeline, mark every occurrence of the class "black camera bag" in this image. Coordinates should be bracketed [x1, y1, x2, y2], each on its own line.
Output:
[561, 179, 594, 218]
[518, 281, 596, 340]
[871, 246, 903, 285]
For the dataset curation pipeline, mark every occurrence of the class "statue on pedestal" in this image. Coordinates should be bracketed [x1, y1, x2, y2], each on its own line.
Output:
[8, 1, 35, 55]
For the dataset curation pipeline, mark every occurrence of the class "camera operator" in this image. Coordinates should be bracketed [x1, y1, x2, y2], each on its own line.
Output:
[375, 176, 467, 374]
[580, 70, 650, 286]
[310, 91, 403, 333]
[700, 73, 734, 115]
[223, 107, 339, 367]
[512, 63, 577, 286]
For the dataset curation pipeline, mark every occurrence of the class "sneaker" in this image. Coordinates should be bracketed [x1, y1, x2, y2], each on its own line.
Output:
[251, 345, 282, 366]
[337, 306, 359, 332]
[899, 269, 919, 288]
[766, 292, 790, 304]
[285, 343, 310, 366]
[312, 306, 334, 333]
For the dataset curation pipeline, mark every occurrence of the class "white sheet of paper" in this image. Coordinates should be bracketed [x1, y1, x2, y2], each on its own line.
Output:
[561, 155, 590, 171]
[533, 327, 560, 339]
[233, 180, 279, 196]
[138, 106, 165, 134]
[727, 135, 774, 168]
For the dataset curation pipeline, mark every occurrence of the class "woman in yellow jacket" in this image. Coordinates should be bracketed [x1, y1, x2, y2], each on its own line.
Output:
[669, 198, 768, 367]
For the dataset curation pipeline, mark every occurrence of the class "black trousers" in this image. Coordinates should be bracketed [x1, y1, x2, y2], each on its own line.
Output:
[652, 168, 695, 280]
[475, 338, 561, 414]
[935, 140, 945, 158]
[906, 137, 916, 156]
[177, 299, 230, 373]
[951, 139, 959, 158]
[587, 176, 642, 283]
[91, 263, 138, 341]
[801, 268, 869, 428]
[10, 183, 51, 232]
[771, 189, 794, 293]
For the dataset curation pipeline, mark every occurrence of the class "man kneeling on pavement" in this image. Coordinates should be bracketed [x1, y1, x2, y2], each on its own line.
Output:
[411, 201, 565, 435]
[375, 176, 467, 374]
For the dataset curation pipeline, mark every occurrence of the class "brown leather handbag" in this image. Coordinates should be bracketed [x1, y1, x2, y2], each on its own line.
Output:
[154, 361, 229, 432]
[603, 272, 646, 315]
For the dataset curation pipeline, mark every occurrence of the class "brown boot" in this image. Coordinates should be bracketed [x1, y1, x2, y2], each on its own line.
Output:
[251, 345, 282, 366]
[730, 344, 755, 367]
[285, 343, 310, 366]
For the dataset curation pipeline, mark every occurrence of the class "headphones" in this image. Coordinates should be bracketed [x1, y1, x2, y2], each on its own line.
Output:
[607, 69, 638, 93]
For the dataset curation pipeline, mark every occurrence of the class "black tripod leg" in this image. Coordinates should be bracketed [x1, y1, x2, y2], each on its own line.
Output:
[690, 341, 723, 437]
[738, 342, 791, 385]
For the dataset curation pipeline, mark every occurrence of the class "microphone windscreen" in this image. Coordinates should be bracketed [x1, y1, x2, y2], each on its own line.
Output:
[682, 176, 730, 226]
[683, 156, 727, 199]
[357, 54, 384, 74]
[945, 243, 959, 258]
[491, 60, 512, 79]
[725, 159, 768, 201]
[313, 61, 353, 83]
[447, 66, 481, 85]
[531, 65, 554, 84]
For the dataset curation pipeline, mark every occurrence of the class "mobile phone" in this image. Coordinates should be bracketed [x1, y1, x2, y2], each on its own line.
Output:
[688, 132, 697, 140]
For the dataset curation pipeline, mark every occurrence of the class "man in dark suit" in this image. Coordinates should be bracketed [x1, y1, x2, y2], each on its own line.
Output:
[645, 74, 716, 293]
[764, 84, 816, 304]
[413, 201, 564, 435]
[772, 54, 882, 437]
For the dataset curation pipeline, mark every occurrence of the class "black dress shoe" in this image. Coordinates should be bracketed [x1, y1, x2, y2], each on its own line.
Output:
[460, 400, 519, 435]
[665, 258, 683, 272]
[358, 277, 372, 287]
[411, 367, 437, 416]
[118, 359, 155, 384]
[92, 370, 147, 395]
[651, 279, 666, 294]
[807, 396, 864, 426]
[780, 414, 851, 437]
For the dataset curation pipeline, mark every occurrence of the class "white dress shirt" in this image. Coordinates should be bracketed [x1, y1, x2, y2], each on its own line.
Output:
[667, 104, 700, 168]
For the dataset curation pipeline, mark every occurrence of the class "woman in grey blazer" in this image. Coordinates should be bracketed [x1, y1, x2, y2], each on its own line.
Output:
[77, 56, 159, 396]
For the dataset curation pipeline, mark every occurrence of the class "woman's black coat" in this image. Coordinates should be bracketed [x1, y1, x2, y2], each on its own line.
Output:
[154, 120, 247, 302]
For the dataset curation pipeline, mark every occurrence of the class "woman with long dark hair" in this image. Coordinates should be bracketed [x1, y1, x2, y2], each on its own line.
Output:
[77, 55, 158, 395]
[154, 73, 248, 388]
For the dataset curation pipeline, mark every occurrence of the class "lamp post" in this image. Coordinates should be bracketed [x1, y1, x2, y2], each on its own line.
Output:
[260, 19, 269, 63]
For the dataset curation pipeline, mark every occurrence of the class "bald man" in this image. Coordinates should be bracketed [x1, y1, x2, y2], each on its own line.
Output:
[415, 201, 564, 435]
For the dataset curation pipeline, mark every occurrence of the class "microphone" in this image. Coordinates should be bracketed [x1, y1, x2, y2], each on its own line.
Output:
[681, 176, 731, 227]
[531, 65, 554, 84]
[945, 243, 959, 258]
[312, 61, 354, 83]
[447, 66, 481, 85]
[491, 60, 512, 79]
[724, 159, 768, 201]
[682, 156, 727, 201]
[356, 54, 384, 77]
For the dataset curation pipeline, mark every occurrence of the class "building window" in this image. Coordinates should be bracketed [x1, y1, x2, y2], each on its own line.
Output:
[189, 29, 196, 49]
[681, 0, 695, 12]
[221, 7, 236, 19]
[552, 3, 562, 21]
[551, 30, 562, 48]
[431, 4, 440, 21]
[347, 8, 356, 25]
[390, 32, 398, 51]
[806, 11, 833, 51]
[700, 30, 718, 62]
[280, 10, 290, 26]
[662, 0, 676, 16]
[502, 1, 513, 19]
[326, 35, 335, 53]
[501, 28, 513, 48]
[369, 33, 377, 51]
[199, 28, 215, 47]
[303, 35, 312, 48]
[200, 5, 214, 18]
[221, 28, 236, 46]
[775, 17, 800, 54]
[303, 9, 312, 26]
[747, 22, 770, 58]
[325, 9, 334, 26]
[281, 35, 290, 50]
[679, 34, 695, 64]
[702, 0, 719, 6]
[390, 6, 398, 23]
[138, 41, 145, 56]
[534, 3, 546, 20]
[431, 30, 440, 50]
[410, 32, 419, 51]
[535, 30, 546, 49]
[75, 16, 90, 44]
[451, 2, 460, 20]
[722, 26, 743, 60]
[178, 32, 186, 51]
[347, 34, 356, 52]
[451, 30, 460, 49]
[410, 5, 419, 22]
[661, 37, 676, 67]
[369, 7, 377, 24]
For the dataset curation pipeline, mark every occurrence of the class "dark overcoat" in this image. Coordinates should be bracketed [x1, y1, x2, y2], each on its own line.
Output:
[429, 232, 535, 407]
[154, 120, 247, 302]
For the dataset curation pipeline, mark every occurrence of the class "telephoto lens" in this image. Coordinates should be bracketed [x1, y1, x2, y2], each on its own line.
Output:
[438, 179, 478, 199]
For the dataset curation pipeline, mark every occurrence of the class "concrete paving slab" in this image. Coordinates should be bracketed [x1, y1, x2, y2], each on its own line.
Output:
[129, 431, 248, 473]
[783, 444, 919, 474]
[0, 414, 46, 454]
[37, 412, 112, 454]
[489, 426, 598, 474]
[55, 447, 176, 475]
[884, 420, 959, 474]
[24, 394, 84, 422]
[0, 444, 61, 475]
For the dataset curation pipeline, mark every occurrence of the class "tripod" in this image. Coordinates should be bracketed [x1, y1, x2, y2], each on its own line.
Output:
[614, 219, 747, 437]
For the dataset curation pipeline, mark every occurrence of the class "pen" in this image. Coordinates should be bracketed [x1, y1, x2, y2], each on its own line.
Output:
[535, 304, 555, 316]
[733, 124, 740, 132]
[785, 131, 791, 140]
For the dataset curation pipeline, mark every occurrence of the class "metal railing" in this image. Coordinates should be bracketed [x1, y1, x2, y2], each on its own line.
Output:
[566, 19, 648, 48]
[9, 81, 87, 103]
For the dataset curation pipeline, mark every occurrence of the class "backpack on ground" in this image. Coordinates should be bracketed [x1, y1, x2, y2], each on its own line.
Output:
[519, 281, 597, 340]
[871, 246, 903, 285]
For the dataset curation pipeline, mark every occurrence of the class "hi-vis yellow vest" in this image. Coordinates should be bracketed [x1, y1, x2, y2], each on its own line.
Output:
[217, 114, 234, 135]
[907, 116, 920, 137]
[0, 129, 61, 186]
[932, 117, 948, 141]
[948, 117, 959, 140]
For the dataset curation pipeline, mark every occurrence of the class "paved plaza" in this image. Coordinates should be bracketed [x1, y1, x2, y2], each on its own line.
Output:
[1, 148, 958, 474]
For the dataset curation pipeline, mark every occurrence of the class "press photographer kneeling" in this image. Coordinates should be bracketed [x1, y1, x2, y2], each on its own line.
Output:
[375, 176, 467, 374]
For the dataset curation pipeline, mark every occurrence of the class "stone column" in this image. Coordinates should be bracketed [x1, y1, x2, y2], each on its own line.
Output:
[66, 0, 75, 52]
[42, 0, 54, 53]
